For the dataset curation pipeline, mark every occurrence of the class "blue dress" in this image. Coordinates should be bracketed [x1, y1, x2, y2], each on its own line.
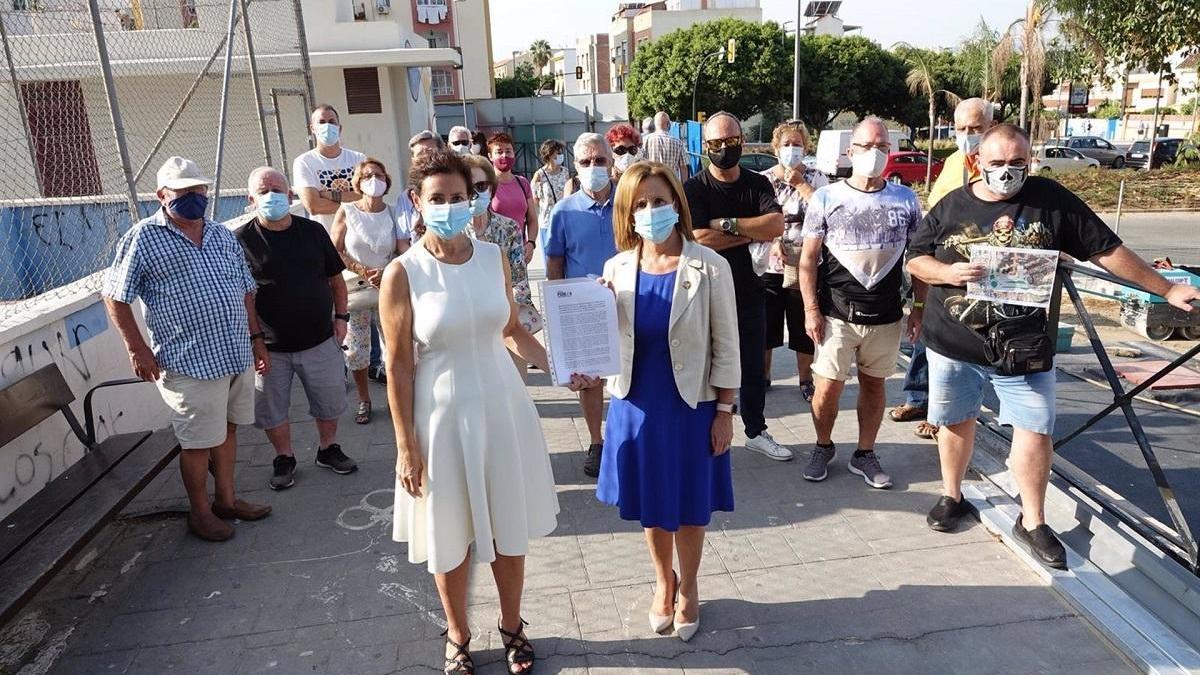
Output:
[596, 269, 735, 530]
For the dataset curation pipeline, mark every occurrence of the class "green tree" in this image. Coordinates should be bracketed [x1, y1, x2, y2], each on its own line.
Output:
[494, 63, 552, 99]
[795, 35, 917, 130]
[894, 44, 959, 189]
[1053, 0, 1200, 81]
[1093, 99, 1123, 119]
[529, 39, 552, 76]
[994, 0, 1054, 132]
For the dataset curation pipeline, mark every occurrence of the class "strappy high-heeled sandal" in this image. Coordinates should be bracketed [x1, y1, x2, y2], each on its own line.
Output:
[440, 629, 474, 674]
[497, 617, 535, 674]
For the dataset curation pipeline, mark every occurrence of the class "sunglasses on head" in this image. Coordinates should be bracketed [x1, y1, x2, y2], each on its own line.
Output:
[612, 145, 639, 156]
[704, 136, 742, 152]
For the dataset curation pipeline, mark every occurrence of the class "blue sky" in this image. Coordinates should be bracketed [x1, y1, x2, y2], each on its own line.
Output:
[490, 0, 1032, 60]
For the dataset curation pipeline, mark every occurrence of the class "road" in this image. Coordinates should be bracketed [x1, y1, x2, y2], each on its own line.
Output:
[1098, 211, 1200, 265]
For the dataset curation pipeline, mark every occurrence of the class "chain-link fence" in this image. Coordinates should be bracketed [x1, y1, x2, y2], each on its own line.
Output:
[0, 0, 313, 331]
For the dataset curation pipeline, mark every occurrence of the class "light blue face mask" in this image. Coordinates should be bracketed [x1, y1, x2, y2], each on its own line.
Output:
[423, 201, 473, 239]
[469, 189, 491, 217]
[633, 204, 679, 244]
[314, 122, 340, 146]
[577, 165, 610, 193]
[256, 191, 290, 221]
[778, 145, 805, 168]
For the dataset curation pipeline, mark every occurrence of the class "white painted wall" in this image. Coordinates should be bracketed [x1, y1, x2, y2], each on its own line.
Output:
[0, 282, 171, 520]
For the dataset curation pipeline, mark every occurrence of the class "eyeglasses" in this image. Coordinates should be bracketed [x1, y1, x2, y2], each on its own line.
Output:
[704, 136, 742, 153]
[851, 142, 891, 152]
[611, 145, 639, 156]
[577, 157, 610, 167]
[472, 181, 491, 193]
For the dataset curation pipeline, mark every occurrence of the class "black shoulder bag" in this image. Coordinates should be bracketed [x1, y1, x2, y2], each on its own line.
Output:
[978, 308, 1054, 376]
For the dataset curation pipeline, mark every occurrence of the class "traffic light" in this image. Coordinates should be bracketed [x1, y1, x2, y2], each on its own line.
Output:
[575, 65, 584, 80]
[726, 38, 736, 64]
[697, 111, 707, 124]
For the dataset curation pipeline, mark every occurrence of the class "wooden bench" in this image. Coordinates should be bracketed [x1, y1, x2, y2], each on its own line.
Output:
[0, 364, 179, 627]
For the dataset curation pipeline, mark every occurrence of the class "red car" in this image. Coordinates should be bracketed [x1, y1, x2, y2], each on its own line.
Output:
[882, 151, 944, 186]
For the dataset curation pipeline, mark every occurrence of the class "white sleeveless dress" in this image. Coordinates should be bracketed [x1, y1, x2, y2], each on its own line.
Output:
[391, 240, 559, 574]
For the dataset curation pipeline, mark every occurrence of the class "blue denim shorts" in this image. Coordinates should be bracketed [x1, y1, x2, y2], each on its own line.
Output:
[926, 347, 1056, 436]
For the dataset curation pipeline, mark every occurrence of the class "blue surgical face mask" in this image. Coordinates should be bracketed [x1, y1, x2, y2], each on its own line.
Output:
[577, 165, 609, 193]
[314, 122, 340, 146]
[633, 204, 679, 244]
[167, 191, 208, 221]
[469, 189, 491, 217]
[778, 145, 805, 168]
[256, 191, 290, 221]
[423, 201, 473, 239]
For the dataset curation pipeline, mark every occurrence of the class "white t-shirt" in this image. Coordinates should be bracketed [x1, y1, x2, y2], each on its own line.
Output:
[292, 147, 367, 232]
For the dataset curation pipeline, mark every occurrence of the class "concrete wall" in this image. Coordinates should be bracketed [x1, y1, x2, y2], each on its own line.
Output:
[0, 288, 171, 521]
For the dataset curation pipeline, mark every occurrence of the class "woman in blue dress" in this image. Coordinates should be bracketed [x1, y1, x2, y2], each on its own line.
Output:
[597, 161, 741, 642]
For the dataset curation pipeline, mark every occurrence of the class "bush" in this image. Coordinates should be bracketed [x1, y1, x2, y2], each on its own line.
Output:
[1140, 106, 1177, 115]
[1092, 100, 1123, 119]
[1175, 142, 1200, 167]
[1181, 99, 1198, 116]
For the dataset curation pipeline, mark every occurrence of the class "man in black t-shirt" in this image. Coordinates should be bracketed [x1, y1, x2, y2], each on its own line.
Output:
[236, 167, 358, 491]
[907, 125, 1200, 569]
[684, 111, 790, 461]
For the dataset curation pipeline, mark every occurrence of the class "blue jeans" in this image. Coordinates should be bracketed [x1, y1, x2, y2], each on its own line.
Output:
[369, 322, 382, 371]
[902, 339, 929, 407]
[926, 347, 1056, 436]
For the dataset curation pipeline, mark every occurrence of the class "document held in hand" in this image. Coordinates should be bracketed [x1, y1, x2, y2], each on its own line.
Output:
[540, 278, 621, 385]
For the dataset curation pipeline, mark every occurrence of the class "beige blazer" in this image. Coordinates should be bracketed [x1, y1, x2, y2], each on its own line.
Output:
[602, 239, 741, 408]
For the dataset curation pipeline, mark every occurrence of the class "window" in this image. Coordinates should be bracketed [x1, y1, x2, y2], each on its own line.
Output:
[425, 30, 449, 48]
[343, 67, 381, 114]
[1097, 139, 1114, 150]
[21, 80, 102, 197]
[431, 69, 453, 97]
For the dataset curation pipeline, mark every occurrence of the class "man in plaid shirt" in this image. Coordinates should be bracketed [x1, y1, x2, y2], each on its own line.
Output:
[103, 156, 272, 543]
[644, 111, 690, 181]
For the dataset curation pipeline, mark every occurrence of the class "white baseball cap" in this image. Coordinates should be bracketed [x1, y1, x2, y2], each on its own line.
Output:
[156, 156, 213, 190]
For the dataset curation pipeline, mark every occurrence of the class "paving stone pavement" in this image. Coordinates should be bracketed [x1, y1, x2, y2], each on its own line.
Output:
[4, 356, 1133, 674]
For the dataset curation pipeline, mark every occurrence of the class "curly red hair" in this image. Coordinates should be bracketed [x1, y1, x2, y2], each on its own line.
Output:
[605, 123, 640, 146]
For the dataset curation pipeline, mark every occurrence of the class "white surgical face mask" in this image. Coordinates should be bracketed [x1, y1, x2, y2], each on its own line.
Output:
[361, 177, 386, 198]
[577, 165, 610, 193]
[956, 132, 983, 156]
[614, 152, 636, 172]
[470, 143, 482, 155]
[851, 147, 887, 178]
[778, 145, 805, 169]
[451, 142, 472, 155]
[551, 153, 563, 166]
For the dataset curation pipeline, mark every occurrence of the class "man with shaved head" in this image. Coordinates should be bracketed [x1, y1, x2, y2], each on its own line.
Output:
[798, 117, 922, 489]
[892, 98, 996, 439]
[908, 124, 1200, 569]
[236, 166, 357, 491]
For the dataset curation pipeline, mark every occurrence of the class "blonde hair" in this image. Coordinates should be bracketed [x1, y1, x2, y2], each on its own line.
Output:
[771, 120, 811, 153]
[460, 154, 497, 194]
[612, 161, 694, 252]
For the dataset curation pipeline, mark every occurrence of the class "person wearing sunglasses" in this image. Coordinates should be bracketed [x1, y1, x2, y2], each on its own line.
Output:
[605, 123, 642, 179]
[447, 125, 474, 156]
[683, 111, 791, 463]
[797, 117, 922, 491]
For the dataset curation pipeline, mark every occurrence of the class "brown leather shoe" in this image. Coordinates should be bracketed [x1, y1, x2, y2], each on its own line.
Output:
[212, 499, 272, 521]
[188, 512, 234, 542]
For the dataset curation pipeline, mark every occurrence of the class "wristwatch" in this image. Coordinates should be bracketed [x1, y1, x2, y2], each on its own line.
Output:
[334, 313, 351, 322]
[716, 402, 738, 415]
[250, 332, 266, 341]
[718, 218, 739, 236]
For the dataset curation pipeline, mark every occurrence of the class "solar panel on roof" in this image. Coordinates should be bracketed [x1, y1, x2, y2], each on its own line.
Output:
[804, 1, 841, 18]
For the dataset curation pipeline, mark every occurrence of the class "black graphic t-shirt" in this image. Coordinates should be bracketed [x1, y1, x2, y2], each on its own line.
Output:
[235, 215, 346, 353]
[684, 168, 782, 295]
[907, 177, 1122, 365]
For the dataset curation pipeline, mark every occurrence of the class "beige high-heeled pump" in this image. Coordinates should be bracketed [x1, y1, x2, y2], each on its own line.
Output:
[647, 571, 678, 634]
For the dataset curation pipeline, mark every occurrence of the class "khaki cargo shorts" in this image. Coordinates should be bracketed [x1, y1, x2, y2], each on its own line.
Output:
[812, 317, 903, 382]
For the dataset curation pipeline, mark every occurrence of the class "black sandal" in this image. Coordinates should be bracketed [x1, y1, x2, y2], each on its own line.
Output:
[441, 629, 474, 674]
[498, 618, 535, 674]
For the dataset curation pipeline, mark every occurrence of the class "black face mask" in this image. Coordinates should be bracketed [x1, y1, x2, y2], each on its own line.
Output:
[708, 145, 742, 170]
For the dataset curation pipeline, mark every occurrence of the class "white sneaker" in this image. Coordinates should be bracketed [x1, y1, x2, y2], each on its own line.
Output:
[744, 431, 794, 461]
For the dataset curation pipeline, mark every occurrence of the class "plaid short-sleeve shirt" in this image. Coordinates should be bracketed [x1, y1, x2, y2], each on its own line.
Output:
[103, 209, 257, 380]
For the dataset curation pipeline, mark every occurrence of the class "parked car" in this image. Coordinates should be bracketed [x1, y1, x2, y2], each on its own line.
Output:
[737, 152, 780, 173]
[1124, 138, 1185, 170]
[1045, 136, 1125, 168]
[882, 151, 943, 185]
[1031, 145, 1101, 175]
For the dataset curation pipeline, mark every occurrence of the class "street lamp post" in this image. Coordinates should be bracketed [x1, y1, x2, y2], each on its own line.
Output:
[792, 0, 801, 120]
[691, 47, 725, 122]
[450, 0, 468, 127]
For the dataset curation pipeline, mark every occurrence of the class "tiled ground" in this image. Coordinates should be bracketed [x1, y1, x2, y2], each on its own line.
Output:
[2, 354, 1131, 674]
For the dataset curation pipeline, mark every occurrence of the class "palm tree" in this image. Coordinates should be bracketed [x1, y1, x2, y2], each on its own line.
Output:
[994, 0, 1051, 133]
[895, 44, 957, 190]
[529, 39, 552, 77]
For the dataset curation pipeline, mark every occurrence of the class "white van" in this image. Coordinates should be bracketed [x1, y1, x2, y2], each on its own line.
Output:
[815, 129, 915, 178]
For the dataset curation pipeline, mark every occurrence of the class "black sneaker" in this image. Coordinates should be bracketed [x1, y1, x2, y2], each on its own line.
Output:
[583, 443, 603, 478]
[927, 495, 969, 532]
[269, 454, 297, 491]
[368, 365, 387, 384]
[1011, 514, 1067, 570]
[315, 444, 358, 475]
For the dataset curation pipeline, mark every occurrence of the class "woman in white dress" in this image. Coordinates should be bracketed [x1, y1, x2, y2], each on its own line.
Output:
[380, 150, 594, 675]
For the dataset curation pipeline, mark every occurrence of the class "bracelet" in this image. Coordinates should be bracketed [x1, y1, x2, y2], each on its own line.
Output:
[912, 301, 925, 309]
[334, 313, 350, 322]
[250, 332, 266, 341]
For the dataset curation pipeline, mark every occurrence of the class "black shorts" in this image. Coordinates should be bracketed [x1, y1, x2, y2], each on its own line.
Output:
[762, 272, 814, 354]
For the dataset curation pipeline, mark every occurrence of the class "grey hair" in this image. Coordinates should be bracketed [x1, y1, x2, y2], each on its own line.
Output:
[641, 116, 655, 134]
[852, 116, 889, 137]
[956, 97, 994, 122]
[448, 125, 472, 139]
[573, 132, 610, 158]
[247, 165, 288, 192]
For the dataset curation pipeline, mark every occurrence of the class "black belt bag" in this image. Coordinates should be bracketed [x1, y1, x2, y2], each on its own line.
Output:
[825, 290, 902, 326]
[981, 311, 1054, 376]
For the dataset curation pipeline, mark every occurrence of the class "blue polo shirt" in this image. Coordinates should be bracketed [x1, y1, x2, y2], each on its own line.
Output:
[545, 184, 617, 279]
